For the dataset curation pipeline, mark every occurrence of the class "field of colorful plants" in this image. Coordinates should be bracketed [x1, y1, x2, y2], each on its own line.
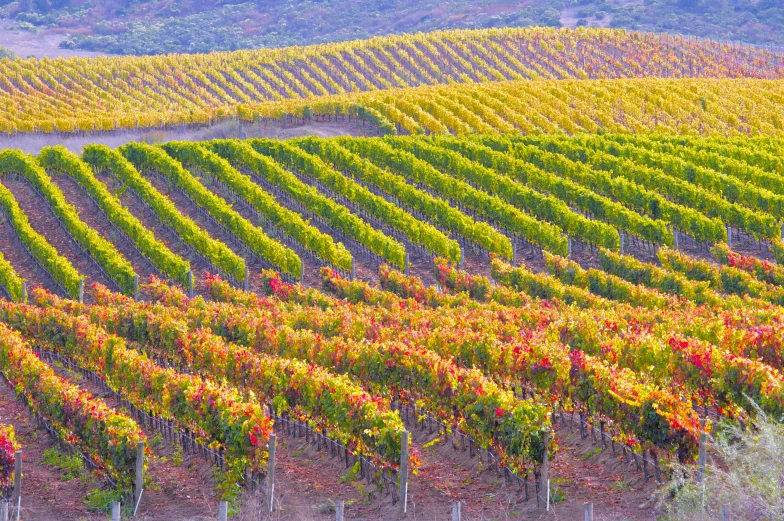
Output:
[1, 27, 783, 135]
[1, 127, 784, 517]
[1, 23, 784, 521]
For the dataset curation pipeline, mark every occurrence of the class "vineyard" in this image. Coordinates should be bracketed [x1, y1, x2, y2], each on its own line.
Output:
[0, 25, 783, 521]
[1, 128, 784, 519]
[1, 27, 784, 135]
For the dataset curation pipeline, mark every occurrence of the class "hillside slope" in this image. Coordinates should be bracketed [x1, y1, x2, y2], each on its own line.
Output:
[0, 0, 782, 55]
[1, 27, 782, 135]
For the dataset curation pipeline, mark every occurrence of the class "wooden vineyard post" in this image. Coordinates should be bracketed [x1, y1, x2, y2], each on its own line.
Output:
[111, 501, 121, 521]
[243, 265, 249, 292]
[20, 282, 27, 304]
[218, 500, 228, 521]
[405, 252, 410, 276]
[134, 441, 145, 516]
[12, 450, 20, 521]
[567, 236, 572, 259]
[451, 501, 462, 521]
[512, 241, 517, 266]
[399, 430, 409, 515]
[584, 502, 594, 521]
[727, 226, 732, 248]
[619, 233, 625, 255]
[268, 434, 276, 513]
[78, 279, 84, 303]
[599, 421, 606, 449]
[335, 500, 345, 521]
[133, 274, 140, 301]
[538, 429, 549, 509]
[350, 258, 355, 281]
[188, 270, 194, 298]
[459, 248, 464, 270]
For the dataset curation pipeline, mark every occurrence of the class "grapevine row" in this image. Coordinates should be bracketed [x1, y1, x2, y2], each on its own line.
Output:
[121, 142, 302, 279]
[0, 149, 137, 294]
[82, 284, 552, 471]
[385, 136, 621, 250]
[295, 137, 510, 259]
[0, 300, 273, 484]
[83, 144, 246, 282]
[252, 138, 460, 262]
[4, 29, 782, 135]
[0, 167, 81, 298]
[37, 146, 191, 288]
[0, 322, 146, 491]
[160, 142, 353, 272]
[207, 139, 408, 268]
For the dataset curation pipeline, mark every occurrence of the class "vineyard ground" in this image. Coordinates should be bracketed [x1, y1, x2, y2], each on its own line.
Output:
[0, 119, 374, 155]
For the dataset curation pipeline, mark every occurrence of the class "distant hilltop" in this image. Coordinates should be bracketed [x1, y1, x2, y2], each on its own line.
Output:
[1, 0, 783, 55]
[0, 27, 783, 136]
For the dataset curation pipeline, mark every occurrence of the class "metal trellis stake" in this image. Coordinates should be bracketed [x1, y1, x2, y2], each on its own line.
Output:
[451, 501, 462, 521]
[584, 502, 594, 521]
[538, 429, 549, 509]
[697, 426, 707, 483]
[268, 434, 276, 513]
[12, 450, 20, 521]
[399, 430, 409, 515]
[134, 441, 145, 516]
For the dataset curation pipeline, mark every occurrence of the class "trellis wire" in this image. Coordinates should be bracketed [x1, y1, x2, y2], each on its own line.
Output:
[141, 169, 266, 285]
[0, 369, 115, 488]
[268, 408, 399, 504]
[404, 177, 539, 263]
[554, 408, 664, 483]
[283, 163, 434, 259]
[336, 167, 485, 255]
[390, 401, 542, 502]
[94, 170, 231, 287]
